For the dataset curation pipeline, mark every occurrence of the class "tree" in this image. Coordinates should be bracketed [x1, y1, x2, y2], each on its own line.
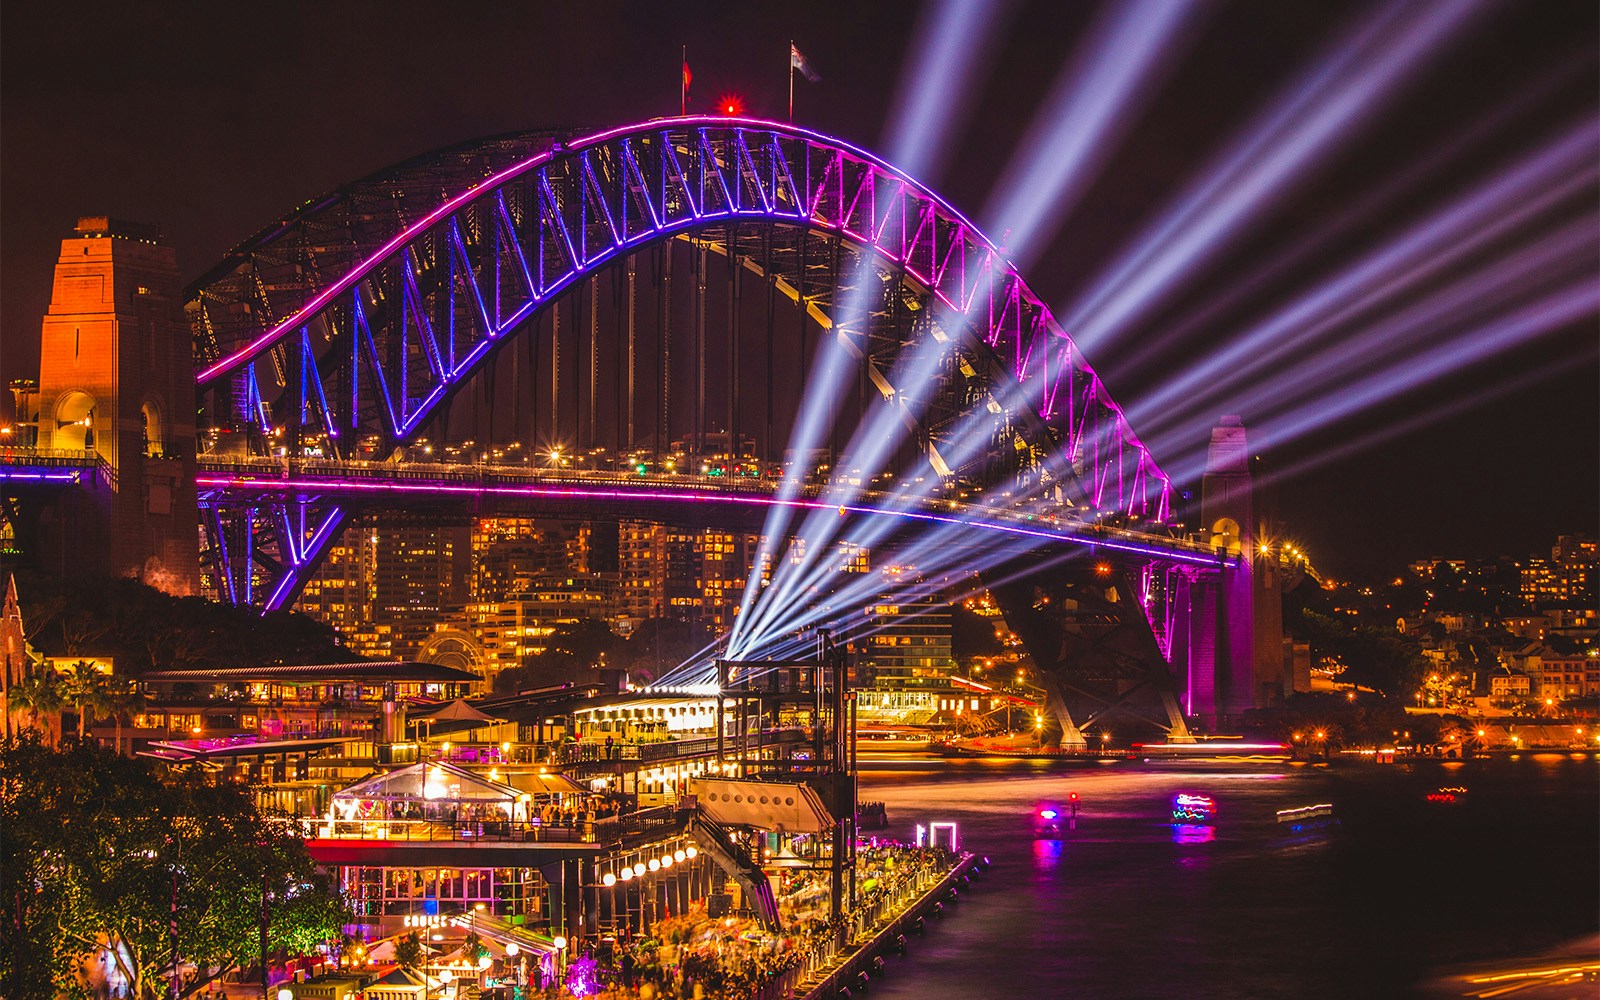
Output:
[950, 602, 1004, 663]
[104, 674, 147, 755]
[0, 736, 347, 999]
[14, 571, 356, 675]
[394, 932, 425, 971]
[60, 659, 112, 738]
[545, 618, 626, 667]
[620, 617, 717, 680]
[1290, 609, 1427, 696]
[7, 667, 64, 741]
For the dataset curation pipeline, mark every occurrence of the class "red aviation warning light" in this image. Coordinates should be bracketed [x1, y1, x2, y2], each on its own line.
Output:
[718, 94, 745, 116]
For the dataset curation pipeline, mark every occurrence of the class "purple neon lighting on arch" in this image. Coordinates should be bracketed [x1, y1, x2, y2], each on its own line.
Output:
[192, 115, 1184, 605]
[193, 474, 1227, 569]
[193, 115, 1148, 464]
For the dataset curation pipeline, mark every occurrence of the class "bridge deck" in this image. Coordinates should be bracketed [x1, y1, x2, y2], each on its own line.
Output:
[193, 457, 1229, 566]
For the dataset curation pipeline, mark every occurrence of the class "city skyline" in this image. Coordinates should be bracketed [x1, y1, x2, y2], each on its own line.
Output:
[2, 1, 1594, 578]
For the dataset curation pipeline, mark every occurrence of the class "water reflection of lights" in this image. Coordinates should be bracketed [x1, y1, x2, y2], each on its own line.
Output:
[1170, 824, 1216, 845]
[1033, 837, 1065, 869]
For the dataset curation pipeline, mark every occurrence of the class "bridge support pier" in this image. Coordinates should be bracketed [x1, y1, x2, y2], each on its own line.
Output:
[984, 555, 1192, 747]
[30, 218, 197, 593]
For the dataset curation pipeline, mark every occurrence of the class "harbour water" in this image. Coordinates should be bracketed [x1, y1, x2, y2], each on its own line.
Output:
[859, 754, 1598, 999]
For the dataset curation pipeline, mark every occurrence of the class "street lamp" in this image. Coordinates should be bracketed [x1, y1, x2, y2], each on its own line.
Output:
[504, 941, 522, 993]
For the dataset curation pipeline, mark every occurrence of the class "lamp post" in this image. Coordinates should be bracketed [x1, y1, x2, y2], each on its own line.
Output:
[552, 936, 568, 988]
[505, 941, 521, 996]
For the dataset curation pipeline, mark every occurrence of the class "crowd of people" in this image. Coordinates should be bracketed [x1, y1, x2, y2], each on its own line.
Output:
[538, 842, 957, 1000]
[854, 801, 889, 830]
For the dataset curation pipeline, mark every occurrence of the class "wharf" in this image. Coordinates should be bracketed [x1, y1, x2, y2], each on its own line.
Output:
[795, 853, 980, 999]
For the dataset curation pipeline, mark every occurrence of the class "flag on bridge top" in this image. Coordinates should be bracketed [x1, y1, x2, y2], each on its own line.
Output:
[789, 42, 821, 83]
[681, 46, 691, 116]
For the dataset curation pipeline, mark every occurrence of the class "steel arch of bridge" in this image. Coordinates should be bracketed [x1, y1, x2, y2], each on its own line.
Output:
[191, 117, 1180, 610]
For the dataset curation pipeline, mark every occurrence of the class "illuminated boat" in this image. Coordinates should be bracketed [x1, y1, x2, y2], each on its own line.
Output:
[1171, 793, 1217, 823]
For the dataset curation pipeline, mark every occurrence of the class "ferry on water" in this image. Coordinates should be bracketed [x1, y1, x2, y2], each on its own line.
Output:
[856, 725, 937, 755]
[1133, 739, 1292, 764]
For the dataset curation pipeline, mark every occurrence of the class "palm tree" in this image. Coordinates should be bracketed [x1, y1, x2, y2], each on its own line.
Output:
[61, 660, 112, 739]
[9, 669, 65, 742]
[104, 676, 146, 755]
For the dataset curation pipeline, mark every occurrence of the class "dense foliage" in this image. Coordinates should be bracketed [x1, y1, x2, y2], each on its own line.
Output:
[0, 737, 347, 998]
[1289, 607, 1429, 696]
[492, 616, 716, 694]
[14, 571, 356, 673]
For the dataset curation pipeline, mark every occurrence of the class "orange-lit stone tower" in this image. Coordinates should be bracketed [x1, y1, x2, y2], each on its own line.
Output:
[35, 218, 197, 593]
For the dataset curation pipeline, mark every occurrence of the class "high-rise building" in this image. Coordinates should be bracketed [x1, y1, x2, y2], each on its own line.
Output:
[472, 518, 617, 603]
[464, 574, 618, 679]
[1521, 536, 1597, 610]
[298, 521, 377, 644]
[619, 522, 666, 619]
[617, 523, 765, 629]
[859, 590, 955, 688]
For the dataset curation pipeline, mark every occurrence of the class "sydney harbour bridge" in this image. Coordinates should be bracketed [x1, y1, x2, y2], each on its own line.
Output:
[2, 117, 1287, 745]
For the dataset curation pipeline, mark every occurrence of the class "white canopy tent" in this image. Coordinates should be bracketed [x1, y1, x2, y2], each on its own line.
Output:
[329, 762, 527, 829]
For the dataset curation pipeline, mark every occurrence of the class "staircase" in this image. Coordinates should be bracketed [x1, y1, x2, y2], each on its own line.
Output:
[688, 813, 782, 930]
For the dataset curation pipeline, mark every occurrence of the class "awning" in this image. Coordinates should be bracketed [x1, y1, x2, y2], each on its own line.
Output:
[412, 698, 503, 724]
[508, 771, 587, 796]
[334, 762, 521, 804]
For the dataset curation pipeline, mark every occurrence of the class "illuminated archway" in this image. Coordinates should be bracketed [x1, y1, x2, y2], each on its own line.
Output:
[189, 117, 1186, 609]
[140, 398, 165, 457]
[52, 392, 96, 452]
[1210, 517, 1241, 556]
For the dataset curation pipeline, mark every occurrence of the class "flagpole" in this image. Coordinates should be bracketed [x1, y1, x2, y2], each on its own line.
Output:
[788, 39, 795, 122]
[682, 44, 687, 116]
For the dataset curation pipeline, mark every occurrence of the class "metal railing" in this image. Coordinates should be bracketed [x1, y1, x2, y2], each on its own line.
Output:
[195, 454, 1229, 563]
[301, 805, 679, 845]
[0, 447, 118, 487]
[545, 727, 809, 767]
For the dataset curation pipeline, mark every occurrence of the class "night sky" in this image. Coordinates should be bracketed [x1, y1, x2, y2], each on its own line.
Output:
[2, 1, 1595, 578]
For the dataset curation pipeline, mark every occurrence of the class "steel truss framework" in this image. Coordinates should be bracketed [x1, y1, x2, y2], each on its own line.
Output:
[189, 117, 1194, 612]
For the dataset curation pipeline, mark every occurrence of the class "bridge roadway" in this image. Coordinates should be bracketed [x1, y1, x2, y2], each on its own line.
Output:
[193, 456, 1230, 568]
